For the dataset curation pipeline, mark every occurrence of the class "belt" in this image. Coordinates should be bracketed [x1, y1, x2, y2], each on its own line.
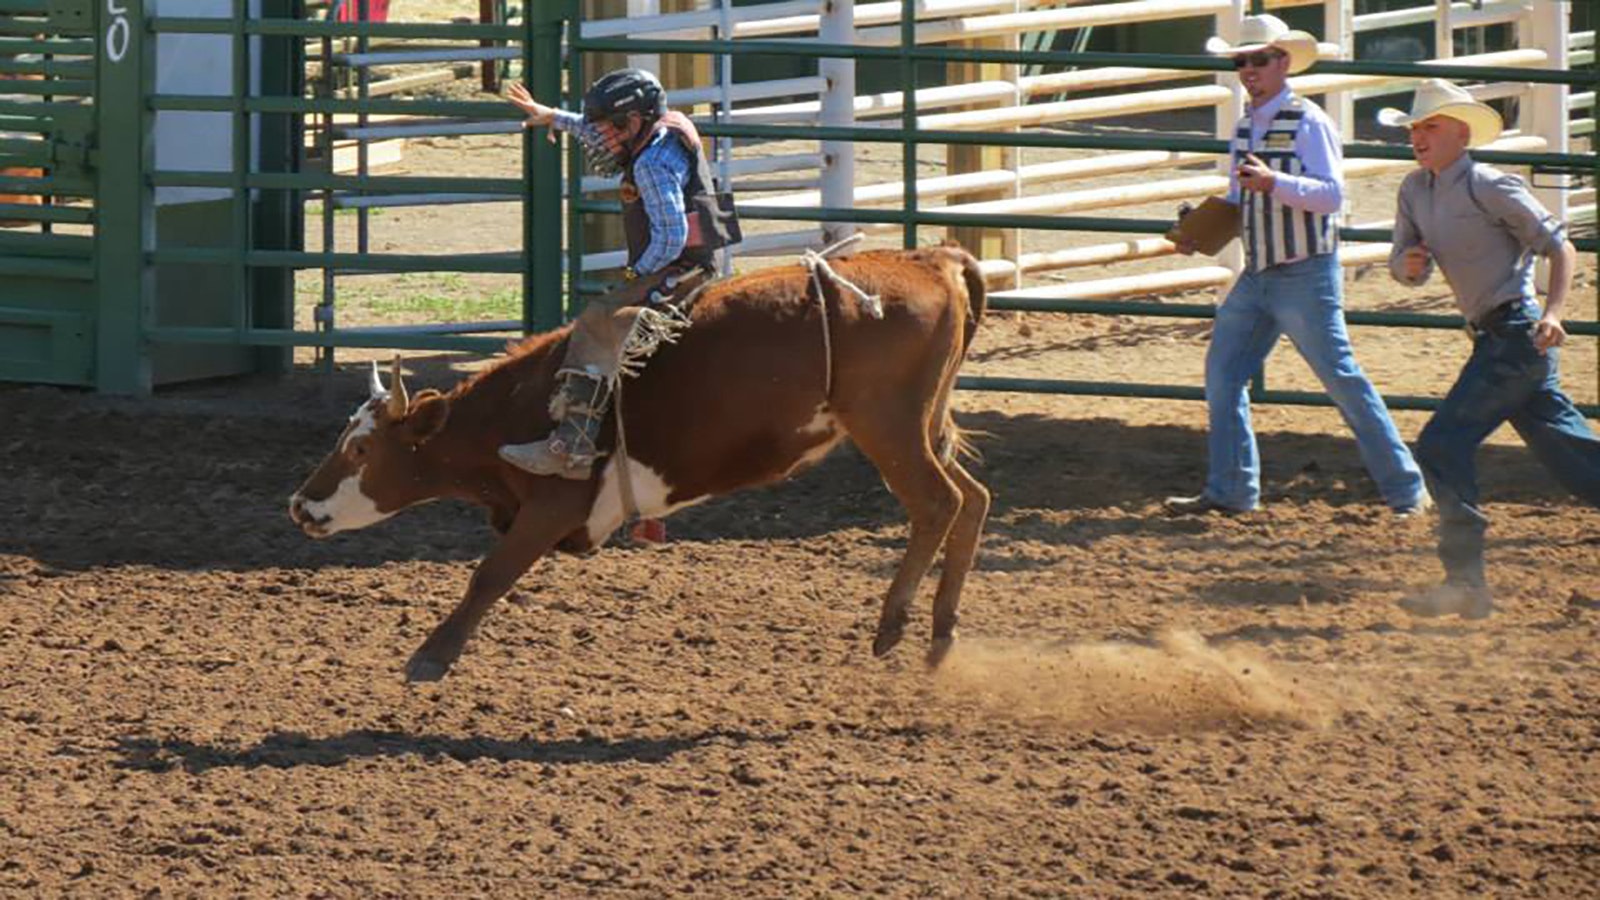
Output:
[1466, 299, 1525, 338]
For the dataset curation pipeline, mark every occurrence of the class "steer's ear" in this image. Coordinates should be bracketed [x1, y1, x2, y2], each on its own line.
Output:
[404, 389, 450, 444]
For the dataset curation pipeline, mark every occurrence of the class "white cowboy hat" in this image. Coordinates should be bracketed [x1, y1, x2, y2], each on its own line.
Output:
[1205, 14, 1320, 75]
[1377, 78, 1504, 148]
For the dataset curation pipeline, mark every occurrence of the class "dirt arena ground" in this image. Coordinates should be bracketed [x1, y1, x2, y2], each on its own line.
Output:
[6, 17, 1600, 896]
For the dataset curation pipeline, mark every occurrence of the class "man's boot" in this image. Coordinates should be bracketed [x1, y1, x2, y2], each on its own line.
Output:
[499, 369, 610, 479]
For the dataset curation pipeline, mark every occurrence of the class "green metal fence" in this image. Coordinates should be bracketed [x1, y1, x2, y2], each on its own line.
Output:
[0, 0, 1594, 415]
[561, 1, 1599, 415]
[0, 0, 97, 385]
[137, 4, 562, 377]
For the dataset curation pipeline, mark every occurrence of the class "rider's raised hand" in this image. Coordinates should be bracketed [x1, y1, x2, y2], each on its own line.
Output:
[504, 82, 556, 127]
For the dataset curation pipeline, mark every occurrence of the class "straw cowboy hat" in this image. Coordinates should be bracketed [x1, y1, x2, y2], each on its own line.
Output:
[1205, 14, 1320, 75]
[1377, 78, 1504, 148]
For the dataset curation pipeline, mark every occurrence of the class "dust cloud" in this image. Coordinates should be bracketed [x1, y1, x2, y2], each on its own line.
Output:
[932, 631, 1342, 732]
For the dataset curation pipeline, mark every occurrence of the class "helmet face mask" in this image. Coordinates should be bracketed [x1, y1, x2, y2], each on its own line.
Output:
[577, 68, 665, 175]
[574, 115, 636, 178]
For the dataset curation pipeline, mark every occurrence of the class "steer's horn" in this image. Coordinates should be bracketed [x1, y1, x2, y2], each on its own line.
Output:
[368, 360, 386, 399]
[386, 355, 409, 417]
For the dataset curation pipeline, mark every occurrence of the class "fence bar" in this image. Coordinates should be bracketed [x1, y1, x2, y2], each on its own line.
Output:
[145, 326, 507, 352]
[149, 248, 524, 272]
[151, 18, 520, 40]
[151, 171, 524, 193]
[0, 203, 92, 224]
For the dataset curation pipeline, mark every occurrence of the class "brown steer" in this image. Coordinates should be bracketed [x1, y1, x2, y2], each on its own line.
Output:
[289, 246, 990, 682]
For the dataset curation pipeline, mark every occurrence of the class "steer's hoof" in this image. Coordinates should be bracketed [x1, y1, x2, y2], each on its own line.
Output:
[924, 635, 956, 669]
[404, 652, 452, 683]
[871, 623, 905, 658]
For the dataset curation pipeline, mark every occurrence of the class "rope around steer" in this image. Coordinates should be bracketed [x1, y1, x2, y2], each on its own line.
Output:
[607, 235, 883, 530]
[802, 233, 884, 398]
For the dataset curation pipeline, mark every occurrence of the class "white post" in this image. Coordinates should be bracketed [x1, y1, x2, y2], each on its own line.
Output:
[1434, 0, 1453, 61]
[716, 0, 736, 274]
[1521, 0, 1569, 292]
[1324, 0, 1353, 142]
[819, 0, 856, 244]
[630, 0, 661, 73]
[1215, 0, 1246, 280]
[1324, 0, 1353, 298]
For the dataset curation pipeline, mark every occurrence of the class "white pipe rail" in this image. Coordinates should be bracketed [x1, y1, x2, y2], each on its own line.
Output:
[978, 237, 1178, 281]
[916, 84, 1233, 131]
[579, 0, 820, 38]
[1286, 48, 1548, 96]
[580, 228, 825, 272]
[734, 0, 1046, 40]
[854, 0, 1236, 46]
[757, 150, 1213, 209]
[669, 76, 827, 108]
[850, 174, 1230, 230]
[330, 47, 520, 67]
[335, 120, 523, 140]
[1353, 0, 1529, 33]
[729, 67, 1212, 124]
[978, 235, 1411, 283]
[333, 192, 513, 210]
[968, 135, 1551, 281]
[989, 266, 1236, 302]
[578, 153, 824, 194]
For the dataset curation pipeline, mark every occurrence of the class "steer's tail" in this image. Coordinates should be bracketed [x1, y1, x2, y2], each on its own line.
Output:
[956, 246, 988, 354]
[933, 243, 989, 465]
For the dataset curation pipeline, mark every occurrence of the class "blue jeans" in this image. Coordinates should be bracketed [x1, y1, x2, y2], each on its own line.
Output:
[1203, 253, 1425, 511]
[1415, 299, 1600, 587]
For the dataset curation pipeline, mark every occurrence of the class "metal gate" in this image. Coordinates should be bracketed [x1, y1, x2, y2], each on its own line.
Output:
[0, 0, 96, 385]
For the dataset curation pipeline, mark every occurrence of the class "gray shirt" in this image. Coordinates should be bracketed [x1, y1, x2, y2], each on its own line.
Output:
[1388, 152, 1566, 324]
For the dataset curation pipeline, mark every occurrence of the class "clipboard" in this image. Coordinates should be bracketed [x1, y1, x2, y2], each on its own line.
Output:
[1165, 197, 1241, 255]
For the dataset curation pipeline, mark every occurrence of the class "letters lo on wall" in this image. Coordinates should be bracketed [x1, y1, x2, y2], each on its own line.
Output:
[105, 0, 131, 64]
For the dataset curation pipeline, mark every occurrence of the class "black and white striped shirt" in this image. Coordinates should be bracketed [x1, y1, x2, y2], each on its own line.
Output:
[1229, 91, 1343, 272]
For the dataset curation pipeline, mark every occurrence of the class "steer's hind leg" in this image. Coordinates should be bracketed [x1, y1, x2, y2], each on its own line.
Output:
[927, 458, 989, 668]
[842, 409, 963, 658]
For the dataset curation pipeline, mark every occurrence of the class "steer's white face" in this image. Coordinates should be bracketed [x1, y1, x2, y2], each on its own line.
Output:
[288, 398, 398, 537]
[289, 360, 449, 539]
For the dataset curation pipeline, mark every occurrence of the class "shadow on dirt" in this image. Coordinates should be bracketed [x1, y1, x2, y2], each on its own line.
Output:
[109, 727, 784, 774]
[1, 360, 1578, 573]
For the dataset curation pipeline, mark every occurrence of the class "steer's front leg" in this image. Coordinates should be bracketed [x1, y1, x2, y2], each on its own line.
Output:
[406, 485, 590, 683]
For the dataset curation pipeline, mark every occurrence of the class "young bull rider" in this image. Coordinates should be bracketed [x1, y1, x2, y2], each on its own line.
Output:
[498, 68, 739, 478]
[1166, 14, 1428, 517]
[1381, 79, 1600, 619]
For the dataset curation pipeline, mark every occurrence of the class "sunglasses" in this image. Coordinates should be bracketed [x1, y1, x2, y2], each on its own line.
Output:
[1233, 51, 1285, 69]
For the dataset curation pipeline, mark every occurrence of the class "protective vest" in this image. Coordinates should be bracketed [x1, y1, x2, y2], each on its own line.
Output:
[620, 112, 738, 271]
[1232, 96, 1338, 272]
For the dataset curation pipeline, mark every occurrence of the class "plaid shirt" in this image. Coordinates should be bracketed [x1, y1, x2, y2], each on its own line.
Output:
[553, 110, 692, 275]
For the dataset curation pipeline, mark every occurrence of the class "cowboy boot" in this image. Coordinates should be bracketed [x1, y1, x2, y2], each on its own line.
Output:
[499, 370, 610, 479]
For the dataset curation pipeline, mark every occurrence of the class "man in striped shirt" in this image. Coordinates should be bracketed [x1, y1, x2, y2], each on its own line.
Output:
[497, 69, 736, 480]
[1167, 15, 1426, 517]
